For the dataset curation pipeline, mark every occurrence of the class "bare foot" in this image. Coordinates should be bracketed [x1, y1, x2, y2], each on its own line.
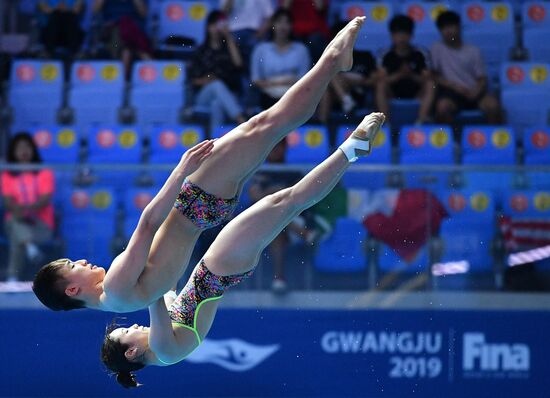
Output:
[323, 16, 365, 72]
[353, 112, 386, 155]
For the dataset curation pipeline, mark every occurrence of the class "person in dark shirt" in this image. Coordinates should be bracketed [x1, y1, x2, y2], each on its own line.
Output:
[93, 0, 153, 79]
[376, 15, 435, 124]
[188, 11, 246, 134]
[318, 23, 378, 124]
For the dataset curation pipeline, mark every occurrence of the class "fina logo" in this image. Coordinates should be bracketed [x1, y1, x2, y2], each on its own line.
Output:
[463, 333, 530, 374]
[184, 338, 280, 371]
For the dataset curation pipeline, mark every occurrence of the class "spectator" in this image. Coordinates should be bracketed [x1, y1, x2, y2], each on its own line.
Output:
[38, 0, 85, 57]
[251, 8, 311, 110]
[92, 0, 153, 79]
[1, 133, 55, 282]
[377, 15, 435, 125]
[318, 22, 378, 124]
[221, 0, 274, 71]
[188, 10, 246, 134]
[431, 11, 502, 125]
[280, 0, 330, 61]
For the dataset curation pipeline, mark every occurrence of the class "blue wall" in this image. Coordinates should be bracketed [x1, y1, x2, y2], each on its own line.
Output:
[1, 308, 549, 397]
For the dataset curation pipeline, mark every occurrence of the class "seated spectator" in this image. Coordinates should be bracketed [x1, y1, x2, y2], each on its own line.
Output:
[38, 0, 84, 57]
[1, 133, 55, 282]
[251, 8, 311, 111]
[431, 11, 502, 125]
[318, 22, 378, 124]
[377, 15, 435, 125]
[92, 0, 153, 79]
[221, 0, 274, 71]
[280, 0, 330, 61]
[188, 10, 246, 134]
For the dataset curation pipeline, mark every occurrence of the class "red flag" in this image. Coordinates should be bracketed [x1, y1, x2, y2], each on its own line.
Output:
[363, 189, 448, 262]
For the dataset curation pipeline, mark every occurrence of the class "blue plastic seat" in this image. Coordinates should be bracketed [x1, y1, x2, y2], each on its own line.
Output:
[130, 61, 185, 126]
[340, 2, 394, 54]
[29, 126, 81, 198]
[61, 187, 117, 267]
[500, 62, 550, 134]
[461, 2, 515, 83]
[400, 2, 456, 49]
[8, 60, 63, 128]
[389, 99, 420, 132]
[68, 61, 124, 127]
[123, 187, 158, 239]
[149, 125, 206, 184]
[336, 125, 392, 189]
[522, 2, 550, 62]
[313, 217, 367, 272]
[399, 125, 455, 189]
[437, 189, 495, 272]
[461, 125, 518, 202]
[87, 126, 143, 189]
[378, 243, 430, 274]
[523, 127, 550, 190]
[286, 125, 330, 164]
[30, 126, 80, 164]
[158, 1, 211, 52]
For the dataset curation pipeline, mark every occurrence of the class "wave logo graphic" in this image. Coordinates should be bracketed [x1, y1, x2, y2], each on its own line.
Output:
[184, 339, 280, 371]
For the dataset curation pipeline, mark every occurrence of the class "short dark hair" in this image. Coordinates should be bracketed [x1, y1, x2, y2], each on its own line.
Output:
[32, 259, 86, 311]
[101, 320, 145, 389]
[436, 10, 461, 30]
[389, 15, 414, 34]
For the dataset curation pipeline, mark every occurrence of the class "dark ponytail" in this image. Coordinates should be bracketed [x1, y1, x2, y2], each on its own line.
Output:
[116, 371, 141, 389]
[101, 319, 145, 389]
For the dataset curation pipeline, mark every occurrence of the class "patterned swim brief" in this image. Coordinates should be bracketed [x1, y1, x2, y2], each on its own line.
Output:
[168, 259, 255, 329]
[174, 180, 238, 229]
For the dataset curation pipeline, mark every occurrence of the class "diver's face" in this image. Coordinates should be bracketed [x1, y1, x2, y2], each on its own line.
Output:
[62, 259, 106, 289]
[110, 324, 150, 360]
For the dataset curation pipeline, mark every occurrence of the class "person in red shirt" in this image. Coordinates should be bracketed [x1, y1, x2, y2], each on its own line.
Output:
[280, 0, 331, 61]
[1, 133, 55, 282]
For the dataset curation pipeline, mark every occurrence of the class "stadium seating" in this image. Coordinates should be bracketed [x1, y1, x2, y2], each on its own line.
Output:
[461, 125, 518, 199]
[313, 217, 368, 272]
[286, 125, 330, 164]
[461, 2, 515, 83]
[399, 125, 455, 189]
[522, 2, 550, 62]
[500, 62, 550, 134]
[8, 60, 63, 128]
[87, 126, 143, 189]
[340, 2, 394, 54]
[400, 1, 456, 49]
[29, 126, 81, 200]
[130, 61, 185, 126]
[378, 242, 430, 274]
[60, 187, 117, 267]
[337, 125, 392, 189]
[523, 127, 550, 189]
[68, 61, 124, 126]
[148, 125, 205, 184]
[123, 187, 157, 240]
[433, 189, 497, 288]
[157, 1, 211, 52]
[30, 126, 80, 164]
